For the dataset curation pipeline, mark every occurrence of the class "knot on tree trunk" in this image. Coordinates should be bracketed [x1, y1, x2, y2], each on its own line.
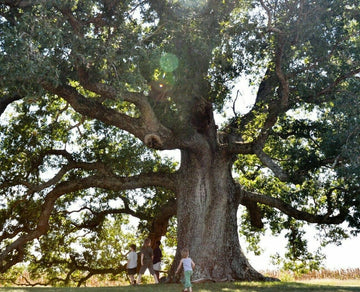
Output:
[144, 133, 163, 149]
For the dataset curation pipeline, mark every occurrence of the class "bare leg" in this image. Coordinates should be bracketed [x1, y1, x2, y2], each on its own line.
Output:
[129, 275, 134, 284]
[153, 273, 159, 284]
[137, 274, 142, 284]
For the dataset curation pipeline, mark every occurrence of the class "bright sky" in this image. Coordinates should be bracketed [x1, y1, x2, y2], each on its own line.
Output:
[241, 228, 360, 271]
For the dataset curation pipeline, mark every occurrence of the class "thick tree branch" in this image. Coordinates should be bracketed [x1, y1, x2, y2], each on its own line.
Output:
[42, 82, 141, 131]
[149, 198, 177, 244]
[75, 66, 165, 135]
[41, 82, 175, 149]
[69, 202, 150, 230]
[85, 172, 177, 192]
[252, 38, 289, 149]
[223, 140, 254, 155]
[1, 150, 115, 193]
[40, 4, 177, 150]
[237, 68, 278, 129]
[316, 67, 360, 99]
[259, 0, 283, 34]
[72, 263, 127, 287]
[227, 12, 291, 178]
[239, 188, 347, 225]
[252, 145, 289, 182]
[0, 93, 22, 116]
[58, 6, 83, 36]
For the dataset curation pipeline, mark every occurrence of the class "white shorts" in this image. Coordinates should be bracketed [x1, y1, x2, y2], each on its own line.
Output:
[153, 262, 161, 271]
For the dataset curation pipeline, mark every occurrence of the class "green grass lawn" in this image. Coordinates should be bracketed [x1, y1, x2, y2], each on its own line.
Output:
[1, 281, 360, 292]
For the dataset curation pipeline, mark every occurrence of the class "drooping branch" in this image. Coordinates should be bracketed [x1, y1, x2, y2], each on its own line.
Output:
[9, 257, 77, 287]
[0, 170, 178, 272]
[3, 195, 176, 286]
[9, 256, 127, 287]
[241, 197, 264, 229]
[68, 197, 177, 250]
[239, 187, 348, 225]
[71, 262, 127, 287]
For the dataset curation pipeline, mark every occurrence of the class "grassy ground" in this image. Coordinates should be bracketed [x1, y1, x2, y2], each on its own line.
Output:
[1, 280, 360, 292]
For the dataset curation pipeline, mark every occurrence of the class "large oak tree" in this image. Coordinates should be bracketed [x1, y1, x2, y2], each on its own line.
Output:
[1, 0, 360, 285]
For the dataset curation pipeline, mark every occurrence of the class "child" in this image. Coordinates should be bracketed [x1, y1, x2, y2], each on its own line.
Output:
[176, 248, 195, 292]
[127, 244, 137, 285]
[137, 238, 159, 284]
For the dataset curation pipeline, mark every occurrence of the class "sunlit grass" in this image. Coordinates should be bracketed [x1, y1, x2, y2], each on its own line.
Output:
[1, 269, 360, 291]
[1, 280, 360, 292]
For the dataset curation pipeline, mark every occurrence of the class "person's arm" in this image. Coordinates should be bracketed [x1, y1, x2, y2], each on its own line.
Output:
[141, 253, 144, 266]
[175, 259, 183, 274]
[191, 260, 195, 269]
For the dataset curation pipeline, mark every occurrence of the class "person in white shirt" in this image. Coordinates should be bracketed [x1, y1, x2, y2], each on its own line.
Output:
[127, 244, 138, 285]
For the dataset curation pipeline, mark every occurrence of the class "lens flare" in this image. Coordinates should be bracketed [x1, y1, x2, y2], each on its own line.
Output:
[160, 53, 179, 72]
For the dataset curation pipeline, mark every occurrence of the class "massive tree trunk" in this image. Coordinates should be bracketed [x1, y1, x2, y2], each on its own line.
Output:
[169, 148, 265, 281]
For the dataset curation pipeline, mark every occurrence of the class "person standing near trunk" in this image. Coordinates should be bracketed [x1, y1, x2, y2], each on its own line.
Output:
[153, 240, 162, 281]
[137, 238, 159, 284]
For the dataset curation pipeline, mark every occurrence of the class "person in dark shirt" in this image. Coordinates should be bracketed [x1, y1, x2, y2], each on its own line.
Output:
[153, 240, 162, 280]
[137, 238, 159, 284]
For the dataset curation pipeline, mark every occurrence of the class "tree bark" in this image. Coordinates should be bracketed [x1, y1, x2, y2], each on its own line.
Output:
[169, 149, 265, 281]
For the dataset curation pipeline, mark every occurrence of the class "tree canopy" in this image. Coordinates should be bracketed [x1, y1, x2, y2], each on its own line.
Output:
[1, 0, 360, 286]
